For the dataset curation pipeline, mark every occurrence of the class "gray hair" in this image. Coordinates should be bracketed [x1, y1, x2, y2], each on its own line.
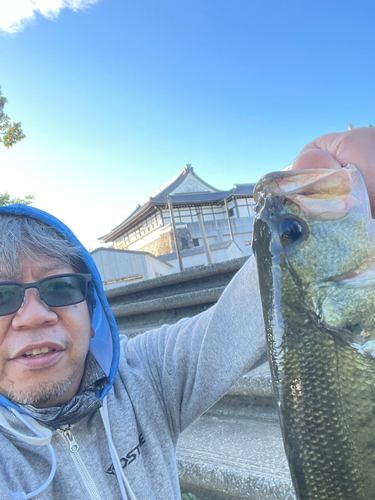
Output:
[0, 213, 96, 313]
[0, 214, 84, 279]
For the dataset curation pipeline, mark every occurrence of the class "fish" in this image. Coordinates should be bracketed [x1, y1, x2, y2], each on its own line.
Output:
[252, 164, 375, 500]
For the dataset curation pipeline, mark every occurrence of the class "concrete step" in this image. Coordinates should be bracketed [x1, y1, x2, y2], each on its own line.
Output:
[205, 396, 278, 423]
[178, 414, 294, 500]
[205, 360, 278, 422]
[112, 287, 225, 318]
[110, 257, 248, 335]
[226, 357, 274, 400]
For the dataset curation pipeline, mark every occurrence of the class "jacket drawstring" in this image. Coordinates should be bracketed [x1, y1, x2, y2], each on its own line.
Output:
[0, 399, 138, 500]
[100, 396, 138, 500]
[0, 408, 56, 499]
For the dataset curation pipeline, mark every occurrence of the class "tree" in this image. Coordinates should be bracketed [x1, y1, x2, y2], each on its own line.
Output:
[0, 192, 35, 206]
[0, 86, 26, 148]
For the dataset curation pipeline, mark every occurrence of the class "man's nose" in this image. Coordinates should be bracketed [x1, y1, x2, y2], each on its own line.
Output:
[11, 289, 58, 329]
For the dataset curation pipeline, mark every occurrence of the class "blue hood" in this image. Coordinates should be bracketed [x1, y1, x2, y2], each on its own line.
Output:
[0, 204, 120, 413]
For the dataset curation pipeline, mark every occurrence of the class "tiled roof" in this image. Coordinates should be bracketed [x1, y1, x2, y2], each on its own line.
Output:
[166, 191, 232, 206]
[100, 167, 255, 242]
[232, 184, 256, 195]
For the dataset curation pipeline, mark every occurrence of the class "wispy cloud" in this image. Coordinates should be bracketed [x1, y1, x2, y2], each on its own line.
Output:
[0, 0, 101, 34]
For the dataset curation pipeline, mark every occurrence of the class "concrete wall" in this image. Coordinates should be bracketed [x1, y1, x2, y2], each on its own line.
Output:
[115, 224, 172, 254]
[137, 231, 173, 256]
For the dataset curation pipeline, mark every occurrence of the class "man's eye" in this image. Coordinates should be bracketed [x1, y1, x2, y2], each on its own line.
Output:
[44, 280, 73, 291]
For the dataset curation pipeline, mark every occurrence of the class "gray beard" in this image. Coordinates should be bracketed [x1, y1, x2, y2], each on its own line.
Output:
[7, 377, 74, 407]
[11, 352, 108, 427]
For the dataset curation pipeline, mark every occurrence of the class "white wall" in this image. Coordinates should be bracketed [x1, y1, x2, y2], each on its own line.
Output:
[91, 249, 173, 289]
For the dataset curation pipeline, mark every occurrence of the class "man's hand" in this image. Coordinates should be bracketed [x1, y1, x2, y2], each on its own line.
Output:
[292, 127, 375, 216]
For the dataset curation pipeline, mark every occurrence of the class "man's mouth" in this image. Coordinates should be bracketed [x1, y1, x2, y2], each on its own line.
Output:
[22, 347, 57, 358]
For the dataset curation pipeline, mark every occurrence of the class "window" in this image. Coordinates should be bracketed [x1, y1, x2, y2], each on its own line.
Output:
[214, 212, 225, 220]
[193, 238, 200, 247]
[228, 208, 235, 217]
[238, 207, 248, 218]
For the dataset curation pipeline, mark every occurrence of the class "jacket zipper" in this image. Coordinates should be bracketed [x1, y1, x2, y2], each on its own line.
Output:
[57, 426, 102, 500]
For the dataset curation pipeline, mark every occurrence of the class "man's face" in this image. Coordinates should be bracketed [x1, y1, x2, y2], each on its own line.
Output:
[0, 254, 94, 408]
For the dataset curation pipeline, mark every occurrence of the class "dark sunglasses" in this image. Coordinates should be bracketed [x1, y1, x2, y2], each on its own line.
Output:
[0, 273, 92, 317]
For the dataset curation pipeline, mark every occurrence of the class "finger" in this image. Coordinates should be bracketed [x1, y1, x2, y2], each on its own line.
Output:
[294, 128, 375, 171]
[293, 127, 375, 216]
[293, 148, 342, 171]
[316, 128, 375, 214]
[292, 130, 349, 170]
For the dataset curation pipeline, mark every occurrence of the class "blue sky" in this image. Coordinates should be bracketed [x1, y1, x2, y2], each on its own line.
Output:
[0, 0, 374, 248]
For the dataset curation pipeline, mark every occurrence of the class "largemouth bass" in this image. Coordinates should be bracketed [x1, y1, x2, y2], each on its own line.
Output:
[252, 164, 375, 500]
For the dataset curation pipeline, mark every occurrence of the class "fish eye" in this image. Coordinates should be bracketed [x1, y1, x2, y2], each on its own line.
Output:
[279, 218, 304, 245]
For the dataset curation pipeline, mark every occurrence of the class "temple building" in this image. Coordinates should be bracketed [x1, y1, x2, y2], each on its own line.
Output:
[100, 164, 256, 271]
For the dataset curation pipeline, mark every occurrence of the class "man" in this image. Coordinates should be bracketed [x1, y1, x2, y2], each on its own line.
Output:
[0, 127, 373, 499]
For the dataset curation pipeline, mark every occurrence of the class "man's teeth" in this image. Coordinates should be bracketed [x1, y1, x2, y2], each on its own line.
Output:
[23, 347, 55, 358]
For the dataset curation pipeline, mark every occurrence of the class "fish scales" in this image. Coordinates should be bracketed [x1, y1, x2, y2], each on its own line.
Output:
[252, 165, 375, 500]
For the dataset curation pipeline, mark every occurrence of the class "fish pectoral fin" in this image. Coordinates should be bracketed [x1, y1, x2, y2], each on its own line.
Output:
[351, 340, 375, 358]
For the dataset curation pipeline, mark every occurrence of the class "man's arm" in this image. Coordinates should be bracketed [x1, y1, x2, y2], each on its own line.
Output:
[126, 256, 266, 436]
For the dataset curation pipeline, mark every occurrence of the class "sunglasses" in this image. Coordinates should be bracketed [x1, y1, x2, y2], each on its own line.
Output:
[0, 273, 92, 317]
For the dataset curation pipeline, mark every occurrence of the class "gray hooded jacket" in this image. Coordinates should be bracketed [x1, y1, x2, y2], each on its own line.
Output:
[0, 205, 266, 500]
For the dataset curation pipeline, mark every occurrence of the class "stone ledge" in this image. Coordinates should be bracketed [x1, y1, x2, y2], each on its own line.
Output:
[111, 286, 225, 317]
[106, 257, 249, 299]
[206, 397, 278, 422]
[178, 415, 294, 500]
[227, 361, 273, 399]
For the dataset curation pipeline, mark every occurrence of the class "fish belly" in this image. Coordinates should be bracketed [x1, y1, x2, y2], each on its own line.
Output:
[277, 326, 375, 500]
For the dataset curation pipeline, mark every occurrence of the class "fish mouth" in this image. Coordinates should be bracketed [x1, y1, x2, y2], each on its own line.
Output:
[254, 166, 353, 201]
[254, 165, 371, 221]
